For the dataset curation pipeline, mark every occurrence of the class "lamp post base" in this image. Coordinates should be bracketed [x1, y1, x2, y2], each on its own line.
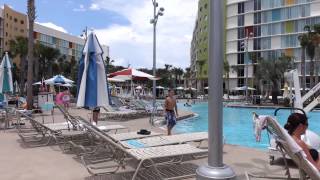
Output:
[196, 164, 236, 180]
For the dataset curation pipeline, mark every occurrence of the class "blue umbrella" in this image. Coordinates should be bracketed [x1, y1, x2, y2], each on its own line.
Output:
[77, 31, 110, 108]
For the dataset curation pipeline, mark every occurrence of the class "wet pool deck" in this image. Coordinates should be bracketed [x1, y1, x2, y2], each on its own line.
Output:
[0, 107, 299, 180]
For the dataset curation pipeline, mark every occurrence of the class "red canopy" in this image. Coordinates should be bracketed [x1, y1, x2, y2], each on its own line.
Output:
[108, 68, 159, 81]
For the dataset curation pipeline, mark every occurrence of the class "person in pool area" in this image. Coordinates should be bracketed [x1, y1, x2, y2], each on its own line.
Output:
[284, 113, 320, 170]
[164, 89, 178, 135]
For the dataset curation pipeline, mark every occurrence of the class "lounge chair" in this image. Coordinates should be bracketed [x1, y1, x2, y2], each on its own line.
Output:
[81, 124, 207, 179]
[56, 105, 128, 133]
[246, 116, 320, 179]
[120, 132, 208, 149]
[17, 111, 87, 148]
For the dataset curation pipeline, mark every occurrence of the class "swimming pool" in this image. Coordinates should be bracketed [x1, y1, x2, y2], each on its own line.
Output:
[174, 103, 320, 150]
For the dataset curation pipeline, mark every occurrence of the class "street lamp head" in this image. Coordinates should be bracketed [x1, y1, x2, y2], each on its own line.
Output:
[160, 7, 164, 12]
[158, 12, 164, 16]
[150, 19, 155, 24]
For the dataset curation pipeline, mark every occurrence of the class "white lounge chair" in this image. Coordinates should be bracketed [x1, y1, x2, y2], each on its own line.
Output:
[81, 124, 207, 180]
[120, 132, 208, 149]
[246, 116, 320, 180]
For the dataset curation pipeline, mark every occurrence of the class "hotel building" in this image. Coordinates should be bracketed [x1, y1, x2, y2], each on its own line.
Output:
[191, 0, 320, 91]
[0, 4, 109, 67]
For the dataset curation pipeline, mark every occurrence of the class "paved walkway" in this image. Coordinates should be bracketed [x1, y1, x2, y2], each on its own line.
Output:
[0, 108, 299, 180]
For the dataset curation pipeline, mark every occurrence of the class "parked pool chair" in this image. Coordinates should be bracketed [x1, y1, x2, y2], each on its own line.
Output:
[246, 116, 320, 180]
[81, 124, 207, 179]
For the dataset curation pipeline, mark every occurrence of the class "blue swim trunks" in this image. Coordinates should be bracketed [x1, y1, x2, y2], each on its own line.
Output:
[165, 110, 176, 128]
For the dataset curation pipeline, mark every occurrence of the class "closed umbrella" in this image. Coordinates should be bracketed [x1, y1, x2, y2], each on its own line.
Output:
[77, 31, 109, 108]
[0, 52, 13, 94]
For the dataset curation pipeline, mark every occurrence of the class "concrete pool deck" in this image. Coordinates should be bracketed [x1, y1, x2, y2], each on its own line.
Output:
[0, 108, 299, 180]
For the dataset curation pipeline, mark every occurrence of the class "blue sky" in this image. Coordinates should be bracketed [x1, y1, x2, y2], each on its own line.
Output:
[2, 0, 198, 69]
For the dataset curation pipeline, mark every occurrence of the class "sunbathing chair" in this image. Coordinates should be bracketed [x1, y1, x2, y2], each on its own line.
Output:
[246, 116, 320, 180]
[120, 132, 208, 149]
[17, 111, 87, 148]
[56, 105, 128, 133]
[81, 124, 207, 179]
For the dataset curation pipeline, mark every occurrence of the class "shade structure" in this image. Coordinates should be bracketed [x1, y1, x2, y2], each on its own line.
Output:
[0, 52, 13, 94]
[175, 86, 184, 90]
[107, 77, 126, 82]
[45, 75, 74, 85]
[77, 31, 109, 108]
[156, 86, 164, 89]
[108, 68, 160, 81]
[135, 86, 142, 90]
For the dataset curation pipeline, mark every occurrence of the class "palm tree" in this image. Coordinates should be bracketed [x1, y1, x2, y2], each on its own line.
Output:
[9, 36, 28, 95]
[312, 24, 320, 85]
[255, 55, 293, 104]
[176, 68, 184, 86]
[298, 31, 309, 94]
[223, 60, 230, 98]
[184, 67, 191, 87]
[39, 46, 61, 77]
[26, 0, 36, 109]
[197, 60, 205, 92]
[304, 25, 316, 89]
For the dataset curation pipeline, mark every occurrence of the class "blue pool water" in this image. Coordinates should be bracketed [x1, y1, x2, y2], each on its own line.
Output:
[174, 103, 320, 150]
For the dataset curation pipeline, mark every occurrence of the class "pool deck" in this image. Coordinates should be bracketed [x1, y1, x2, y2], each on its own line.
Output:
[0, 108, 300, 180]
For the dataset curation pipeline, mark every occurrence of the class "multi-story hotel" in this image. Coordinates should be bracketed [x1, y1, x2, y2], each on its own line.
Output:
[191, 0, 320, 91]
[190, 0, 209, 92]
[0, 4, 109, 67]
[226, 0, 320, 90]
[0, 4, 28, 64]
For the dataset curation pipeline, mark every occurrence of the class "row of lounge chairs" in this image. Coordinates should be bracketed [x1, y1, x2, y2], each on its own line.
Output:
[16, 105, 209, 179]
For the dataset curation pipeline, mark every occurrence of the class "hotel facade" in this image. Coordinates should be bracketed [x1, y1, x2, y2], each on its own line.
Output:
[0, 4, 109, 67]
[191, 0, 320, 91]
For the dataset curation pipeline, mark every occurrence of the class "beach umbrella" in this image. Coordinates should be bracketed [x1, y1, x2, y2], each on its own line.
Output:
[0, 52, 13, 94]
[156, 86, 164, 89]
[44, 75, 74, 85]
[107, 77, 126, 82]
[175, 86, 184, 90]
[77, 31, 109, 108]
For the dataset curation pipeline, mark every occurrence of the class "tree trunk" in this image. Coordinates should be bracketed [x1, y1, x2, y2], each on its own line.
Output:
[314, 47, 319, 85]
[19, 56, 26, 96]
[227, 75, 230, 99]
[34, 57, 39, 81]
[310, 58, 314, 89]
[301, 47, 306, 95]
[271, 81, 279, 105]
[26, 0, 35, 109]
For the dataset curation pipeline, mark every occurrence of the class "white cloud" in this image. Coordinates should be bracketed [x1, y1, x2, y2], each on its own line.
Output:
[73, 4, 86, 12]
[89, 3, 101, 11]
[91, 0, 198, 69]
[37, 22, 68, 33]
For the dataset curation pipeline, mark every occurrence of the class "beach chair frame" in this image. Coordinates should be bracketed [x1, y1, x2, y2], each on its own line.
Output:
[246, 116, 320, 180]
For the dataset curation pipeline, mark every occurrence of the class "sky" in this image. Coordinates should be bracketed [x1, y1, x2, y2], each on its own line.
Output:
[2, 0, 198, 69]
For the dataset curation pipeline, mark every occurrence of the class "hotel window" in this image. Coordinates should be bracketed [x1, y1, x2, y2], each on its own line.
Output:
[253, 26, 261, 37]
[254, 0, 261, 10]
[254, 38, 261, 50]
[238, 40, 245, 51]
[262, 11, 272, 23]
[238, 27, 245, 39]
[238, 78, 245, 87]
[271, 22, 281, 35]
[237, 67, 245, 77]
[261, 24, 271, 36]
[204, 4, 207, 9]
[238, 53, 245, 64]
[272, 9, 281, 21]
[14, 18, 17, 22]
[20, 20, 24, 24]
[238, 15, 244, 26]
[261, 37, 271, 49]
[238, 2, 245, 14]
[254, 12, 261, 24]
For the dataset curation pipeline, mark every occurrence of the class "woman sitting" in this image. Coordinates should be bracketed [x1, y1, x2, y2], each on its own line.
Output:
[284, 113, 320, 170]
